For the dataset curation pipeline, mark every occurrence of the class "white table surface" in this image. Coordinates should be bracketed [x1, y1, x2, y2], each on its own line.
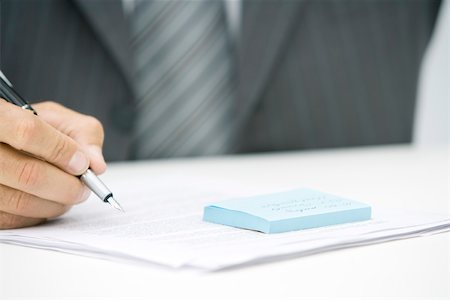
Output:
[1, 145, 449, 300]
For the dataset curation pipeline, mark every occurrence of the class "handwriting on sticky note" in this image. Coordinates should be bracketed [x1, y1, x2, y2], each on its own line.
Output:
[261, 195, 353, 213]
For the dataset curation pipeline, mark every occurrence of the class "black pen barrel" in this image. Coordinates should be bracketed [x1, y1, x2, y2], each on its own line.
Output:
[0, 76, 37, 115]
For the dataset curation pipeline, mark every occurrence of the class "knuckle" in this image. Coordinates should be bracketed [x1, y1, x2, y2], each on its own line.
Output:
[14, 117, 38, 150]
[0, 212, 20, 229]
[85, 116, 103, 133]
[2, 189, 30, 215]
[9, 190, 31, 214]
[49, 136, 71, 164]
[16, 161, 42, 187]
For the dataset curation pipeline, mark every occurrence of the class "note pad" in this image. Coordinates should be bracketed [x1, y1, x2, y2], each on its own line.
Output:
[203, 189, 371, 233]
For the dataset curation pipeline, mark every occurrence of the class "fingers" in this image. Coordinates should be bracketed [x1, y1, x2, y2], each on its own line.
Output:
[34, 101, 107, 174]
[0, 143, 91, 206]
[0, 184, 70, 218]
[0, 101, 90, 176]
[84, 145, 107, 175]
[0, 100, 103, 230]
[0, 211, 45, 229]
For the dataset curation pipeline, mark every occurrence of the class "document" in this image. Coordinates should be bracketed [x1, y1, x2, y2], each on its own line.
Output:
[1, 175, 449, 271]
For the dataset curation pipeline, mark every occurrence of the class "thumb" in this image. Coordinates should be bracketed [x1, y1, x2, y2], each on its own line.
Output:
[33, 101, 107, 175]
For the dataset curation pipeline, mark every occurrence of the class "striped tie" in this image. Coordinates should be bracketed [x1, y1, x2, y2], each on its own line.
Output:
[131, 0, 236, 159]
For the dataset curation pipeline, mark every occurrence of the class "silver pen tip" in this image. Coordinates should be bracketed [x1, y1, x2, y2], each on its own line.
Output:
[107, 196, 124, 212]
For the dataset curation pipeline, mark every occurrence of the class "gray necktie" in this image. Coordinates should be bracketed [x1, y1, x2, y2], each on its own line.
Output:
[131, 0, 235, 159]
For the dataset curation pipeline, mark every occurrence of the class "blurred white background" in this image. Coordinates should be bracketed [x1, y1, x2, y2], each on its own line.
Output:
[414, 0, 450, 146]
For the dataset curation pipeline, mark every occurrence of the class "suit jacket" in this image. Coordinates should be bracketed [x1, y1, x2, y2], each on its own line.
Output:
[0, 0, 441, 161]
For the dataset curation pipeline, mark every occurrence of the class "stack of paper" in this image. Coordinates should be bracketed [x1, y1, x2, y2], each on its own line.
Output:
[1, 176, 449, 271]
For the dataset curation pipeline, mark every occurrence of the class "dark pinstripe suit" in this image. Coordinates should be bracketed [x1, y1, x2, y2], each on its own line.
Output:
[0, 0, 441, 161]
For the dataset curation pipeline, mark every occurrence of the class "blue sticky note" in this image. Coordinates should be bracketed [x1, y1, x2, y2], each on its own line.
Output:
[203, 189, 371, 233]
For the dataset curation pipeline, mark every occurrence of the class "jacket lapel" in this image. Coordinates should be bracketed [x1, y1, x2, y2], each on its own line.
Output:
[237, 0, 303, 122]
[73, 0, 133, 90]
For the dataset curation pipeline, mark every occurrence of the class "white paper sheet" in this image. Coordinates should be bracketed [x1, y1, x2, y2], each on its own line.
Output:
[1, 176, 449, 271]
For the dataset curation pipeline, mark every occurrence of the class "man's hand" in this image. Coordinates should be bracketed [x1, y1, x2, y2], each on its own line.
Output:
[0, 100, 106, 229]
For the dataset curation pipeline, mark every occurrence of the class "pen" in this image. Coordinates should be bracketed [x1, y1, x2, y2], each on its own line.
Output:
[0, 70, 123, 212]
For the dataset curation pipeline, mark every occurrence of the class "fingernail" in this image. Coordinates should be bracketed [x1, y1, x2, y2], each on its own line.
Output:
[78, 187, 91, 203]
[68, 151, 89, 174]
